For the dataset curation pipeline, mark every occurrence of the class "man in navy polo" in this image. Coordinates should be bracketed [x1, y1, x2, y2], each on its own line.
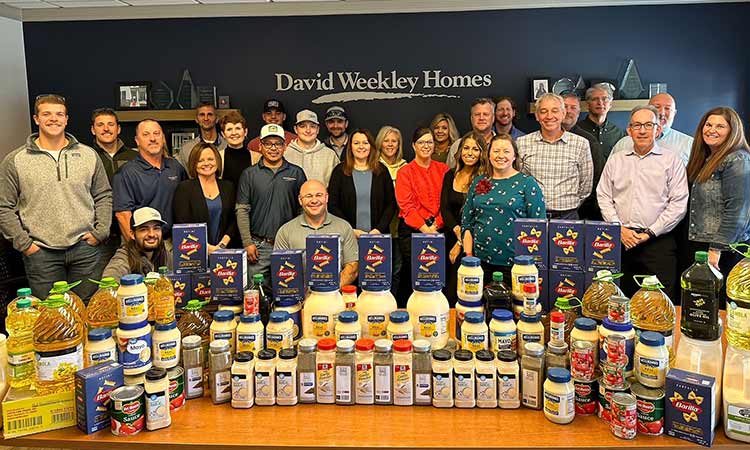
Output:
[236, 123, 306, 282]
[113, 119, 187, 240]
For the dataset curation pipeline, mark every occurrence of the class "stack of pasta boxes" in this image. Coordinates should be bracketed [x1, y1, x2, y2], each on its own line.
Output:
[172, 223, 210, 309]
[514, 219, 621, 312]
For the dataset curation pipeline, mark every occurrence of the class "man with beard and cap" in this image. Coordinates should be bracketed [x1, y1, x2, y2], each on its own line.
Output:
[323, 105, 349, 159]
[103, 207, 171, 280]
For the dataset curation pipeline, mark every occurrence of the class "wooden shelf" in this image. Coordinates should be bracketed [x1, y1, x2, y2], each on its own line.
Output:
[116, 109, 241, 123]
[528, 99, 647, 114]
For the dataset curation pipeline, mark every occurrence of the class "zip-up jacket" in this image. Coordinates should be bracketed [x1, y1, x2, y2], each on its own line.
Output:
[0, 133, 112, 252]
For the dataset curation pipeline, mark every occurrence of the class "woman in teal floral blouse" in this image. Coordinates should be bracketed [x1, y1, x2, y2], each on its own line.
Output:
[462, 133, 546, 283]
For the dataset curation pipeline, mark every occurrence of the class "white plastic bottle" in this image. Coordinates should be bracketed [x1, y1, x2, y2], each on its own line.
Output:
[302, 289, 345, 340]
[407, 289, 450, 350]
[724, 344, 750, 442]
[356, 289, 397, 340]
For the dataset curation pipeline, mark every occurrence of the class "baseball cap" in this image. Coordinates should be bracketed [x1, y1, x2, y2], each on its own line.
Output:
[295, 110, 319, 125]
[260, 124, 285, 140]
[325, 106, 347, 122]
[131, 207, 166, 228]
[263, 99, 286, 114]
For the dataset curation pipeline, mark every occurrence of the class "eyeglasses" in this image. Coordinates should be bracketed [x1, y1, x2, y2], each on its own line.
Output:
[629, 122, 658, 131]
[416, 140, 434, 147]
[262, 141, 284, 149]
[301, 193, 326, 201]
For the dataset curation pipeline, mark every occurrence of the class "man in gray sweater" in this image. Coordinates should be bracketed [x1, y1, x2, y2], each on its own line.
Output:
[0, 95, 112, 299]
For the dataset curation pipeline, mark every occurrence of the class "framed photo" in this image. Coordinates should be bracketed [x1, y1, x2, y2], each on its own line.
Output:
[530, 78, 550, 101]
[171, 131, 196, 156]
[116, 82, 150, 110]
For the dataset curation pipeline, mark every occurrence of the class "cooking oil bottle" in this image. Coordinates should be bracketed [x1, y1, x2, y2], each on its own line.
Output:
[86, 277, 119, 330]
[726, 243, 750, 350]
[6, 298, 40, 388]
[145, 273, 159, 323]
[178, 299, 212, 350]
[33, 294, 84, 394]
[680, 251, 723, 340]
[154, 267, 176, 325]
[631, 275, 676, 365]
[581, 270, 623, 321]
[7, 288, 40, 315]
[49, 280, 86, 323]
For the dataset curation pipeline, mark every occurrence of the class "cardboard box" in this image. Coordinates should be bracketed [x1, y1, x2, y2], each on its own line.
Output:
[358, 234, 392, 291]
[271, 249, 305, 303]
[538, 270, 549, 312]
[665, 368, 717, 447]
[549, 220, 585, 271]
[584, 221, 621, 273]
[306, 234, 341, 291]
[549, 270, 585, 307]
[168, 273, 191, 309]
[411, 234, 445, 291]
[2, 388, 76, 438]
[513, 218, 548, 271]
[210, 248, 248, 302]
[191, 272, 212, 303]
[75, 362, 124, 434]
[172, 223, 208, 274]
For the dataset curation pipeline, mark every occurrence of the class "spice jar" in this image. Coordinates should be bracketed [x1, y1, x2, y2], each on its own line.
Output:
[497, 350, 520, 409]
[431, 349, 453, 408]
[276, 348, 298, 406]
[335, 340, 355, 405]
[476, 349, 497, 408]
[354, 339, 375, 405]
[231, 352, 254, 408]
[255, 349, 276, 406]
[208, 339, 232, 404]
[393, 339, 413, 406]
[521, 342, 545, 410]
[144, 367, 171, 431]
[546, 341, 570, 370]
[374, 339, 393, 405]
[182, 335, 204, 399]
[413, 339, 432, 405]
[316, 338, 336, 404]
[297, 338, 317, 404]
[453, 349, 475, 408]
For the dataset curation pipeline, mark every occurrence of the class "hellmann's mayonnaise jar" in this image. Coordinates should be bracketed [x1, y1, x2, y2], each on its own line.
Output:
[211, 310, 237, 354]
[303, 289, 345, 340]
[461, 311, 488, 353]
[356, 289, 397, 340]
[84, 328, 117, 368]
[407, 289, 449, 350]
[152, 320, 181, 370]
[457, 256, 484, 302]
[387, 311, 413, 342]
[117, 274, 149, 324]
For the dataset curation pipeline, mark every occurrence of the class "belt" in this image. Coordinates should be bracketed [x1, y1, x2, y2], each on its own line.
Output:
[251, 234, 274, 245]
[546, 209, 576, 219]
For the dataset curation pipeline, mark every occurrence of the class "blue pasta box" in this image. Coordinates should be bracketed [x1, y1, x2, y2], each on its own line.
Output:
[665, 368, 717, 447]
[358, 234, 392, 291]
[537, 270, 549, 312]
[210, 248, 248, 302]
[584, 221, 621, 273]
[75, 362, 124, 434]
[306, 234, 341, 291]
[271, 249, 305, 302]
[549, 270, 585, 308]
[168, 273, 191, 309]
[513, 218, 548, 271]
[549, 220, 585, 271]
[191, 272, 212, 303]
[172, 223, 208, 274]
[411, 234, 445, 291]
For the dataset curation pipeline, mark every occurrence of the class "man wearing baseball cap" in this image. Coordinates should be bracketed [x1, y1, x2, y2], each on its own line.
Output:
[285, 109, 339, 186]
[323, 105, 349, 159]
[247, 99, 297, 154]
[236, 123, 306, 281]
[102, 207, 171, 280]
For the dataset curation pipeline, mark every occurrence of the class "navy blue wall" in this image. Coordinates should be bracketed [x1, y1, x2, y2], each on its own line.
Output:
[22, 2, 749, 147]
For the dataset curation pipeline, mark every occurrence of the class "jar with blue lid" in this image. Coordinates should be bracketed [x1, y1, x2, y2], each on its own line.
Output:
[116, 319, 152, 375]
[457, 256, 484, 302]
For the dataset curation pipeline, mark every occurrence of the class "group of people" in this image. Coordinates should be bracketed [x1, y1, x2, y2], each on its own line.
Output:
[1, 86, 748, 307]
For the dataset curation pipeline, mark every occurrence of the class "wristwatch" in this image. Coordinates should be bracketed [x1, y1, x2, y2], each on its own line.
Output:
[218, 242, 227, 249]
[645, 228, 656, 238]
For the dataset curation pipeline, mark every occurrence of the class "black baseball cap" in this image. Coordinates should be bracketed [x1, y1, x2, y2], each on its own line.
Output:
[263, 99, 286, 114]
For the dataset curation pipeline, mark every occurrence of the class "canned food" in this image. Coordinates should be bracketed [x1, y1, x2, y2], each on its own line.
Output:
[610, 392, 637, 440]
[574, 378, 598, 416]
[605, 334, 628, 366]
[598, 376, 630, 423]
[168, 366, 185, 411]
[571, 340, 596, 381]
[607, 295, 630, 324]
[110, 385, 145, 436]
[602, 361, 627, 389]
[631, 382, 665, 436]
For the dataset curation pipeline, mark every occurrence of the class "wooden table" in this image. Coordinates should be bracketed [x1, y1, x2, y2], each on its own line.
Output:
[5, 308, 745, 450]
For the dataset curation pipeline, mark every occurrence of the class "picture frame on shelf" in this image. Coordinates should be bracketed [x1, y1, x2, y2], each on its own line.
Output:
[116, 82, 150, 110]
[530, 78, 550, 101]
[171, 131, 196, 157]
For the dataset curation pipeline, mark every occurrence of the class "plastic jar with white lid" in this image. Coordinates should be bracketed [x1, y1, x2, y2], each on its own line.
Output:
[335, 311, 361, 342]
[455, 298, 484, 340]
[303, 289, 345, 340]
[144, 367, 171, 430]
[571, 317, 599, 369]
[254, 349, 276, 406]
[598, 318, 635, 375]
[85, 328, 117, 368]
[266, 311, 293, 353]
[457, 256, 484, 302]
[497, 350, 520, 409]
[511, 255, 538, 299]
[116, 320, 152, 376]
[490, 309, 517, 353]
[517, 312, 545, 358]
[231, 352, 254, 408]
[211, 310, 237, 354]
[634, 331, 669, 388]
[543, 367, 575, 424]
[236, 314, 264, 355]
[152, 320, 181, 369]
[387, 311, 413, 342]
[356, 289, 397, 340]
[431, 349, 453, 408]
[461, 311, 489, 353]
[453, 349, 475, 408]
[273, 300, 303, 344]
[117, 274, 149, 324]
[475, 350, 497, 408]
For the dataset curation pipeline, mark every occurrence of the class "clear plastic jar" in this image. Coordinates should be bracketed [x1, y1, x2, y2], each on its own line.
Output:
[335, 340, 355, 405]
[461, 311, 488, 353]
[144, 367, 171, 431]
[521, 342, 545, 410]
[255, 349, 276, 406]
[236, 313, 264, 355]
[634, 331, 669, 388]
[276, 348, 298, 406]
[544, 367, 575, 424]
[231, 352, 254, 408]
[517, 312, 545, 358]
[297, 338, 317, 404]
[413, 339, 432, 406]
[431, 349, 453, 408]
[316, 338, 336, 404]
[210, 310, 237, 355]
[374, 339, 393, 405]
[209, 339, 232, 404]
[476, 350, 497, 408]
[490, 309, 516, 353]
[546, 341, 569, 370]
[84, 328, 116, 368]
[393, 339, 413, 406]
[355, 339, 375, 405]
[266, 311, 293, 354]
[152, 320, 181, 370]
[497, 350, 520, 409]
[453, 349, 475, 408]
[387, 311, 413, 342]
[335, 311, 361, 342]
[117, 274, 149, 324]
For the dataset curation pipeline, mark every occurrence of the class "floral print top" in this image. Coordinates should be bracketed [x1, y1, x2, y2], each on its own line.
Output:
[461, 172, 546, 266]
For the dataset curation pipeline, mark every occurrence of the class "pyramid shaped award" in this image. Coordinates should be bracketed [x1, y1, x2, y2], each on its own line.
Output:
[573, 76, 586, 99]
[176, 69, 198, 109]
[618, 59, 645, 99]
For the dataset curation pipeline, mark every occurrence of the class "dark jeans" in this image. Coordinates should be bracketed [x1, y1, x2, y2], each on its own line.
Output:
[22, 240, 101, 301]
[621, 232, 677, 301]
[546, 209, 579, 220]
[396, 220, 415, 308]
[96, 235, 122, 278]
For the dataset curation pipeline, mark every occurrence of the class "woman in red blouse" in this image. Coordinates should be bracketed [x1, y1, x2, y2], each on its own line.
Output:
[394, 127, 450, 304]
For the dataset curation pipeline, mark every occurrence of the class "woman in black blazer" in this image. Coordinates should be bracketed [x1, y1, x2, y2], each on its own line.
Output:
[328, 129, 397, 237]
[173, 142, 239, 253]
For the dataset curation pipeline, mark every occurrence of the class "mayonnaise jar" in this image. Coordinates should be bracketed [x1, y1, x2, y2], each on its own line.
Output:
[461, 311, 488, 353]
[211, 310, 237, 354]
[116, 320, 152, 376]
[266, 311, 293, 354]
[152, 321, 181, 369]
[543, 367, 574, 424]
[85, 328, 117, 368]
[236, 314, 264, 355]
[335, 311, 361, 342]
[570, 317, 599, 369]
[634, 331, 669, 388]
[490, 309, 517, 353]
[387, 311, 413, 342]
[457, 256, 484, 302]
[117, 274, 148, 324]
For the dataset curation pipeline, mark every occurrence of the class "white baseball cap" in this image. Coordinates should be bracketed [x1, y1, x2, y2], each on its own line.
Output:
[260, 124, 285, 140]
[295, 109, 319, 125]
[131, 207, 166, 228]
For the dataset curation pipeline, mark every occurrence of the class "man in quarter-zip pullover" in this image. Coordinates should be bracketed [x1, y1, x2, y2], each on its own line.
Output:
[0, 95, 113, 300]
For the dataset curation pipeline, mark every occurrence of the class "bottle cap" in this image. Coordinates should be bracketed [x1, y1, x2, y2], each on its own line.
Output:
[453, 349, 473, 361]
[695, 251, 708, 263]
[519, 312, 541, 323]
[269, 311, 290, 323]
[547, 367, 571, 383]
[513, 255, 534, 266]
[182, 335, 201, 348]
[639, 331, 665, 347]
[16, 298, 32, 309]
[154, 320, 177, 331]
[464, 311, 484, 324]
[491, 309, 513, 321]
[492, 272, 503, 282]
[298, 338, 318, 352]
[574, 317, 597, 331]
[374, 339, 392, 352]
[498, 350, 517, 362]
[476, 349, 495, 362]
[235, 352, 254, 362]
[118, 320, 149, 331]
[257, 349, 276, 360]
[16, 287, 32, 297]
[239, 313, 260, 323]
[341, 285, 357, 294]
[389, 310, 410, 323]
[145, 368, 167, 381]
[338, 310, 358, 323]
[253, 273, 265, 282]
[120, 274, 144, 286]
[210, 339, 230, 353]
[524, 342, 545, 356]
[550, 311, 565, 324]
[412, 339, 431, 352]
[432, 349, 452, 361]
[336, 339, 355, 352]
[88, 328, 112, 341]
[393, 339, 412, 352]
[547, 341, 568, 355]
[457, 298, 483, 308]
[279, 348, 298, 359]
[316, 338, 337, 351]
[158, 266, 168, 275]
[213, 310, 234, 322]
[602, 317, 633, 332]
[355, 338, 375, 351]
[461, 256, 481, 267]
[595, 270, 613, 281]
[523, 283, 537, 294]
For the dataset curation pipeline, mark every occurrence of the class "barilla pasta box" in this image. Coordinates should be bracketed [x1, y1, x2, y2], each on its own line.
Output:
[584, 221, 621, 273]
[75, 362, 124, 434]
[271, 249, 305, 303]
[168, 273, 191, 309]
[210, 248, 248, 302]
[306, 234, 341, 291]
[191, 272, 212, 303]
[172, 223, 208, 274]
[665, 368, 716, 447]
[538, 270, 549, 312]
[549, 220, 585, 271]
[2, 388, 76, 438]
[549, 270, 585, 307]
[513, 218, 548, 271]
[358, 234, 392, 291]
[411, 234, 445, 291]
